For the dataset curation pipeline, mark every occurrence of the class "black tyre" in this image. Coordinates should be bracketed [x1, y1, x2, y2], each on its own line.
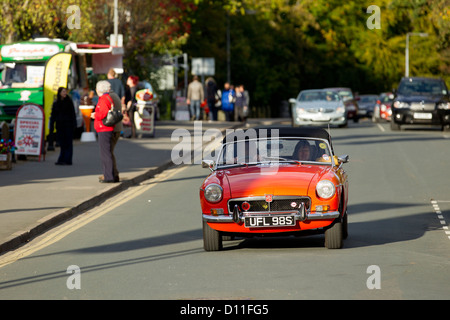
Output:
[338, 118, 348, 128]
[203, 221, 222, 251]
[324, 220, 343, 249]
[342, 212, 348, 240]
[390, 120, 400, 131]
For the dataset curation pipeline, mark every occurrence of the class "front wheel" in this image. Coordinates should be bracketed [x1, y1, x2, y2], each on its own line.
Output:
[390, 120, 401, 131]
[324, 220, 343, 249]
[342, 212, 348, 240]
[203, 221, 223, 251]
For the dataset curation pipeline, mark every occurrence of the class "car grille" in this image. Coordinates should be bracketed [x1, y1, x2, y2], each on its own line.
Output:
[410, 103, 435, 111]
[305, 108, 335, 113]
[228, 196, 311, 213]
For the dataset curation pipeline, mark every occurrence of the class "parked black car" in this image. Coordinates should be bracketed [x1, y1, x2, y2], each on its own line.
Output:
[357, 94, 378, 119]
[391, 77, 450, 131]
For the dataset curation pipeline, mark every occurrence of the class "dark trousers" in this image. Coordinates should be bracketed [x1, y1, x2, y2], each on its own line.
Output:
[128, 106, 136, 138]
[56, 126, 73, 164]
[98, 131, 114, 181]
[208, 100, 218, 121]
[111, 131, 120, 180]
[224, 110, 233, 121]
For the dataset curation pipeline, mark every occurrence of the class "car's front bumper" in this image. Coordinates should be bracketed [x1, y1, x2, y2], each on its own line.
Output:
[357, 109, 373, 117]
[293, 113, 347, 126]
[202, 211, 340, 223]
[392, 108, 450, 125]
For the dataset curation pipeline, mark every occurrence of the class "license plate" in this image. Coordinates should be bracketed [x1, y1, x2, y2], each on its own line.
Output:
[244, 215, 295, 227]
[413, 113, 432, 120]
[312, 115, 330, 121]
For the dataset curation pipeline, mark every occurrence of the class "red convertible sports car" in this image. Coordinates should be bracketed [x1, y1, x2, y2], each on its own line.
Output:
[200, 127, 349, 251]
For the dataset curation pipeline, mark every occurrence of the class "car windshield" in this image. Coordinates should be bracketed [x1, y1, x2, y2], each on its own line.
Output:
[0, 62, 45, 88]
[379, 93, 393, 103]
[217, 137, 333, 167]
[397, 79, 447, 96]
[360, 96, 378, 103]
[298, 90, 340, 102]
[326, 89, 354, 101]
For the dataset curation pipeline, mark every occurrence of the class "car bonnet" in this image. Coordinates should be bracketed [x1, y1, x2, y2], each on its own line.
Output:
[222, 164, 331, 198]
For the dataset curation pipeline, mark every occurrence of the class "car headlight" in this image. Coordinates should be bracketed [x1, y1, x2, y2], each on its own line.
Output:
[336, 106, 345, 114]
[438, 102, 450, 110]
[296, 106, 305, 114]
[204, 184, 223, 203]
[393, 101, 410, 109]
[316, 180, 336, 199]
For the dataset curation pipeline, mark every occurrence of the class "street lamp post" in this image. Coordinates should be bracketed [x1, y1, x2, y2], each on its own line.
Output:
[113, 0, 118, 46]
[405, 32, 428, 77]
[226, 13, 230, 84]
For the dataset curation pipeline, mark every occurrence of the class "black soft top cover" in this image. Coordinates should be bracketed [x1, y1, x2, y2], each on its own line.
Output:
[222, 126, 332, 143]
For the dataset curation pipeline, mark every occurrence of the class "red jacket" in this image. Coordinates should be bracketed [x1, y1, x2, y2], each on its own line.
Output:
[94, 93, 114, 132]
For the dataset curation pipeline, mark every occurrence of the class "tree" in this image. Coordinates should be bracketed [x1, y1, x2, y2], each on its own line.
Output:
[0, 0, 197, 80]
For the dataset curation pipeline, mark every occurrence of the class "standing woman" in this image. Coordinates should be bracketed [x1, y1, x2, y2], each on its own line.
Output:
[50, 87, 76, 165]
[91, 80, 116, 183]
[206, 77, 218, 121]
[125, 75, 139, 138]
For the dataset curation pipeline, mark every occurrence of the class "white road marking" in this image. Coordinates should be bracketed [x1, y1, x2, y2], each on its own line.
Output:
[0, 165, 190, 268]
[376, 123, 385, 132]
[430, 200, 450, 241]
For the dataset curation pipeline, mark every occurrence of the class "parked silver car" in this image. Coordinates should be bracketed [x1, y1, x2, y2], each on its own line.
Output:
[289, 89, 348, 127]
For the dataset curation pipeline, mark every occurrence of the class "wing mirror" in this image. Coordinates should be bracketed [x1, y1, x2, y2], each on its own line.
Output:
[337, 155, 349, 164]
[202, 159, 215, 171]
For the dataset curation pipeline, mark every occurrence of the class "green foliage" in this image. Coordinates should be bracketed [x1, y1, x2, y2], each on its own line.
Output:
[1, 0, 448, 114]
[184, 0, 449, 114]
[0, 0, 196, 81]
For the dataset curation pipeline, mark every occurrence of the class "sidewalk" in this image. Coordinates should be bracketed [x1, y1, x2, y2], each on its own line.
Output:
[0, 120, 239, 255]
[0, 118, 290, 255]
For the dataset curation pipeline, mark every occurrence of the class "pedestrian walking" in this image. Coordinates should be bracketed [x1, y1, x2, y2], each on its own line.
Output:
[109, 89, 123, 181]
[206, 77, 220, 121]
[241, 84, 250, 125]
[106, 68, 125, 102]
[221, 82, 235, 121]
[235, 84, 250, 124]
[187, 75, 204, 120]
[50, 87, 76, 165]
[125, 75, 139, 138]
[91, 80, 117, 183]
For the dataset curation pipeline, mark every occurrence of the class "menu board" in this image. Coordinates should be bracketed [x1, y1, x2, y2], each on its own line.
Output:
[14, 103, 45, 160]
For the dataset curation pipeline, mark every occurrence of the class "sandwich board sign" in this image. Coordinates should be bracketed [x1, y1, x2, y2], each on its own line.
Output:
[14, 103, 45, 161]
